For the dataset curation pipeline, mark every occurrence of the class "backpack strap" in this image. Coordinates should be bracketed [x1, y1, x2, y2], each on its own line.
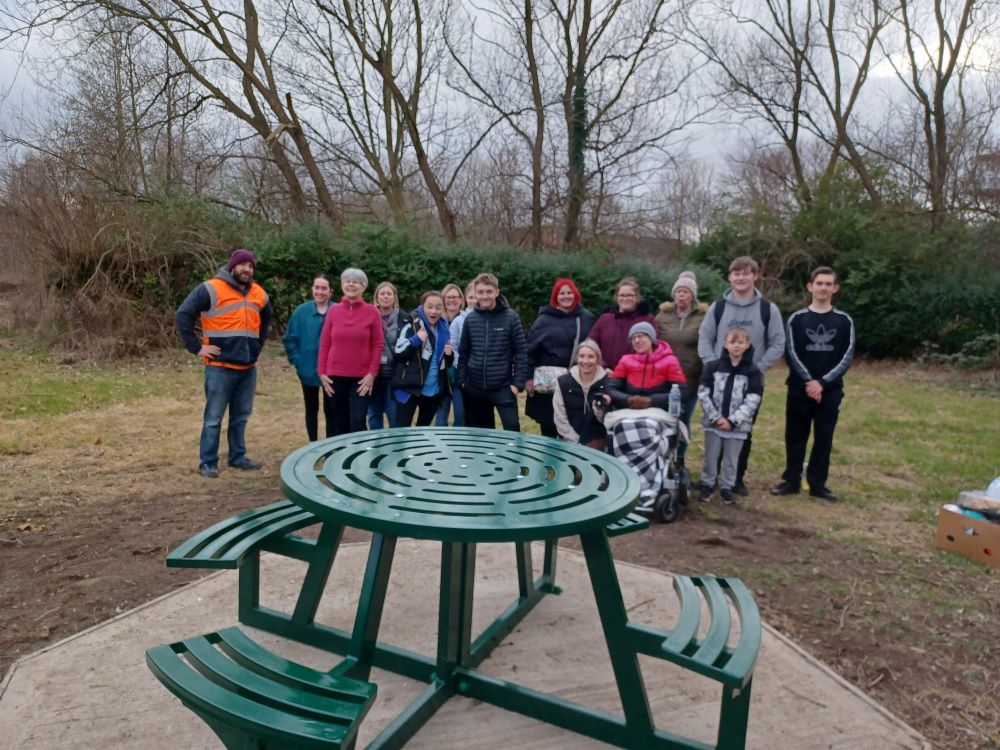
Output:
[712, 297, 772, 347]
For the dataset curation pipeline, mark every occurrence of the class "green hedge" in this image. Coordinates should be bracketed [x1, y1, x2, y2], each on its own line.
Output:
[687, 177, 1000, 359]
[250, 221, 727, 329]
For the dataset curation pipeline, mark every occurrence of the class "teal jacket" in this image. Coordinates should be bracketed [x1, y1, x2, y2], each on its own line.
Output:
[284, 301, 328, 387]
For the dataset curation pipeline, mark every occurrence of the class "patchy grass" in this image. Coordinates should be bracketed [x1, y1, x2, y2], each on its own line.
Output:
[0, 344, 997, 749]
[0, 348, 198, 419]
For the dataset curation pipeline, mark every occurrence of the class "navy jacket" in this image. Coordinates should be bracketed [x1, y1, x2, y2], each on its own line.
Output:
[457, 296, 528, 391]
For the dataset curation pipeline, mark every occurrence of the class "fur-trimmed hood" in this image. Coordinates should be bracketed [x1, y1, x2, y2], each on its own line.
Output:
[658, 300, 710, 315]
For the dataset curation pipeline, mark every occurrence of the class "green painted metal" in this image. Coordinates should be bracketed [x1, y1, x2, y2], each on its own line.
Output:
[453, 666, 714, 750]
[338, 533, 397, 682]
[691, 577, 732, 668]
[145, 627, 376, 750]
[715, 578, 762, 688]
[580, 528, 656, 740]
[173, 428, 762, 749]
[167, 499, 318, 569]
[364, 680, 451, 750]
[605, 511, 651, 537]
[653, 576, 762, 690]
[280, 428, 640, 543]
[292, 523, 345, 626]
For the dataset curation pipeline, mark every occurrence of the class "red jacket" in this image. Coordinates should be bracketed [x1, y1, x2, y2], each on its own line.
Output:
[611, 340, 686, 390]
[317, 297, 384, 378]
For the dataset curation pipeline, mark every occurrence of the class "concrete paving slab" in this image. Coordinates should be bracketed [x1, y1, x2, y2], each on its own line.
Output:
[0, 540, 929, 749]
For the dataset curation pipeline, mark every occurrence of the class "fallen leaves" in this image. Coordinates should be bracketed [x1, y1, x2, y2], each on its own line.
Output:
[16, 521, 49, 533]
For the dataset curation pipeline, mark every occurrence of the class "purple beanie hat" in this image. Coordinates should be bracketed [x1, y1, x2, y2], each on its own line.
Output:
[226, 248, 257, 271]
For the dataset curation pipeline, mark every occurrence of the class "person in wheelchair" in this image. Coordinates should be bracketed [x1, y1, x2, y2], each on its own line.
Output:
[601, 322, 688, 514]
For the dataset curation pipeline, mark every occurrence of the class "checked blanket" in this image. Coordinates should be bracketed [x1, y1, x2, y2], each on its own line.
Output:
[609, 415, 673, 509]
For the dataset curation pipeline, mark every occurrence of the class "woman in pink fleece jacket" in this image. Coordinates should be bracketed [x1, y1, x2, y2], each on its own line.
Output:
[606, 321, 686, 409]
[317, 268, 384, 435]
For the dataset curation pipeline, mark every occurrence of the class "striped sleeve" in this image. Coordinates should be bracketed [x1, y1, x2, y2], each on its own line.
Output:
[820, 310, 855, 384]
[784, 309, 813, 382]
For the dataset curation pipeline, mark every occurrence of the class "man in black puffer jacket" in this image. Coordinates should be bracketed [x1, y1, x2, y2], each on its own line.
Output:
[457, 272, 528, 431]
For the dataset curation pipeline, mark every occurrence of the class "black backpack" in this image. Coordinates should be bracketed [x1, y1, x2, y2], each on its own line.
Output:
[712, 297, 772, 346]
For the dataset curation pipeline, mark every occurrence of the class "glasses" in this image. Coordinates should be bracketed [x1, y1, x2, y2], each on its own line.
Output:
[618, 293, 637, 298]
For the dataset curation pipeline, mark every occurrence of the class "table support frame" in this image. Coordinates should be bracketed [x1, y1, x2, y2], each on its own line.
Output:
[240, 522, 718, 750]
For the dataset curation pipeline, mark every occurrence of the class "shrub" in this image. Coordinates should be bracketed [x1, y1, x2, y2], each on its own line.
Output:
[252, 221, 727, 329]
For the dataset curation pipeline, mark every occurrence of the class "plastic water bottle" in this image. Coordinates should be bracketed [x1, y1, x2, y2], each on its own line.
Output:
[987, 476, 1000, 499]
[669, 384, 681, 418]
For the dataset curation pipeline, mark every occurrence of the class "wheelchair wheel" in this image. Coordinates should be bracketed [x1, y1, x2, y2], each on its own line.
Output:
[655, 488, 680, 524]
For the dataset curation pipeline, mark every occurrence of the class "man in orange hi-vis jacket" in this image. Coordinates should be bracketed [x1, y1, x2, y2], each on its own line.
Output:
[176, 249, 273, 478]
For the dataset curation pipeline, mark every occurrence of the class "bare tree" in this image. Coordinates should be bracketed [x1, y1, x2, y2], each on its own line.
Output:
[452, 0, 702, 249]
[687, 0, 888, 208]
[447, 0, 552, 248]
[685, 0, 818, 205]
[283, 1, 413, 222]
[880, 0, 1000, 229]
[22, 0, 343, 219]
[316, 0, 469, 241]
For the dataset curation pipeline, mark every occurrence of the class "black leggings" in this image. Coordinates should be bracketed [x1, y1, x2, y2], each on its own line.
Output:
[301, 384, 335, 442]
[395, 393, 444, 427]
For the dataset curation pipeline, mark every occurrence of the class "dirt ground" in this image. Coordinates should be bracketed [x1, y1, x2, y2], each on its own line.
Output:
[2, 482, 997, 749]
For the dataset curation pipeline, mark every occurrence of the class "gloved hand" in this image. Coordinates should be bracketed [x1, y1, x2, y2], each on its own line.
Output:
[627, 395, 652, 409]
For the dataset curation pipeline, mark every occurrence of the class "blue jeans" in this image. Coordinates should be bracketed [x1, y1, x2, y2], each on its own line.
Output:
[367, 375, 397, 429]
[677, 393, 698, 462]
[435, 386, 465, 426]
[200, 365, 256, 467]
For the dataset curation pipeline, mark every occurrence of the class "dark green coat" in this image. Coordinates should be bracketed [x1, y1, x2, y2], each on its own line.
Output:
[655, 301, 708, 388]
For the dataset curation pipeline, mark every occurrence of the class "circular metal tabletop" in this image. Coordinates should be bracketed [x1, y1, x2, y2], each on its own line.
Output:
[281, 428, 640, 543]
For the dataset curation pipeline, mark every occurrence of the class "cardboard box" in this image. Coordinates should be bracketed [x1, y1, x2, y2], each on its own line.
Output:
[935, 495, 1000, 569]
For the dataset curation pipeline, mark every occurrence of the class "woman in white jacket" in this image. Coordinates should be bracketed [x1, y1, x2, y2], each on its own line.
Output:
[552, 339, 609, 450]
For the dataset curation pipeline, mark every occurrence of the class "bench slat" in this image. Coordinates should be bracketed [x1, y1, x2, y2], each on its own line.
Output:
[605, 512, 650, 537]
[662, 575, 701, 654]
[657, 575, 762, 690]
[167, 500, 318, 569]
[147, 628, 377, 749]
[690, 576, 732, 668]
[182, 636, 365, 724]
[213, 627, 374, 703]
[147, 645, 354, 748]
[193, 508, 316, 563]
[717, 578, 762, 686]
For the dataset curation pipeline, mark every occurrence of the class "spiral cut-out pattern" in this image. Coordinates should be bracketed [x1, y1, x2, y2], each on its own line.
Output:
[281, 428, 640, 542]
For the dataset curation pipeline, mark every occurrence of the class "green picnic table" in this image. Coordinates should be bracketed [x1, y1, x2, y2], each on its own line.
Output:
[148, 428, 760, 750]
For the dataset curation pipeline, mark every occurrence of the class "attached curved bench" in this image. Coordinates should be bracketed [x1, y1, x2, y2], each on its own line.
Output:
[605, 511, 651, 538]
[658, 575, 761, 749]
[660, 576, 761, 687]
[146, 626, 376, 750]
[167, 499, 319, 569]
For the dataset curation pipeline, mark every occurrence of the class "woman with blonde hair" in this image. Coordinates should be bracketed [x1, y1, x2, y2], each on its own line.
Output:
[552, 339, 609, 450]
[368, 280, 408, 428]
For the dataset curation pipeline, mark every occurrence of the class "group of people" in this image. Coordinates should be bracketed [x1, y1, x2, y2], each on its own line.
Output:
[175, 249, 855, 508]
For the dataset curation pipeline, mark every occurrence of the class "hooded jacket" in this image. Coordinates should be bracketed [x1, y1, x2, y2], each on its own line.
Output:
[552, 364, 610, 444]
[656, 301, 708, 387]
[606, 339, 687, 409]
[697, 345, 764, 437]
[457, 296, 528, 391]
[525, 304, 596, 371]
[697, 289, 785, 372]
[587, 300, 656, 369]
[175, 267, 272, 370]
[393, 307, 453, 398]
